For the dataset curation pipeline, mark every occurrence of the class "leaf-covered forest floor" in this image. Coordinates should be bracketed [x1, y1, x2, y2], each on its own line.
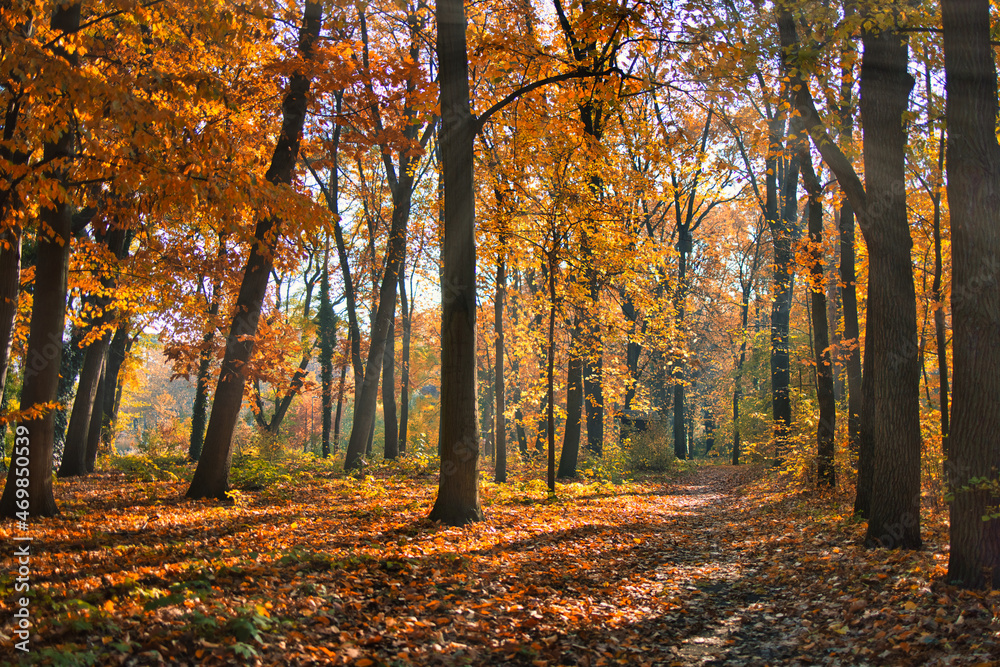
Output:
[2, 461, 998, 666]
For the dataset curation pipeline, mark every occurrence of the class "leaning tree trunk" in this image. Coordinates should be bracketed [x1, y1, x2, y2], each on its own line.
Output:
[100, 323, 132, 450]
[84, 359, 106, 472]
[942, 0, 1000, 589]
[0, 1, 82, 518]
[344, 190, 411, 470]
[429, 0, 482, 525]
[187, 0, 322, 500]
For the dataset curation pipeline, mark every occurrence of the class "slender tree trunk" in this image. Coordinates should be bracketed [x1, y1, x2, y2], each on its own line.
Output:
[545, 254, 557, 492]
[929, 127, 950, 456]
[0, 223, 19, 407]
[558, 317, 584, 478]
[0, 1, 82, 518]
[494, 253, 507, 482]
[333, 346, 348, 455]
[429, 0, 482, 525]
[942, 0, 1000, 588]
[771, 124, 801, 465]
[398, 266, 412, 456]
[383, 314, 398, 459]
[58, 330, 113, 477]
[84, 358, 106, 472]
[188, 332, 215, 462]
[187, 0, 322, 500]
[801, 150, 836, 486]
[344, 191, 410, 469]
[320, 240, 335, 459]
[101, 324, 132, 450]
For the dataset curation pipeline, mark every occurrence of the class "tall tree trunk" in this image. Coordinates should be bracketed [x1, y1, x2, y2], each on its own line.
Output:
[429, 0, 482, 525]
[187, 0, 322, 500]
[398, 265, 412, 455]
[58, 330, 113, 477]
[59, 226, 128, 477]
[558, 317, 584, 478]
[84, 358, 106, 472]
[344, 190, 411, 469]
[781, 12, 920, 545]
[333, 355, 348, 455]
[837, 23, 864, 475]
[0, 223, 19, 408]
[856, 27, 920, 547]
[101, 323, 132, 450]
[545, 253, 557, 492]
[383, 313, 398, 459]
[770, 122, 801, 466]
[320, 240, 335, 459]
[494, 252, 507, 482]
[941, 0, 1000, 589]
[801, 150, 836, 486]
[929, 127, 950, 456]
[0, 1, 82, 518]
[188, 330, 215, 462]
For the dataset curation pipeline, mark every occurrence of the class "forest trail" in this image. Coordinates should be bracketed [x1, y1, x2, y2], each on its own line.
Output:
[9, 462, 991, 666]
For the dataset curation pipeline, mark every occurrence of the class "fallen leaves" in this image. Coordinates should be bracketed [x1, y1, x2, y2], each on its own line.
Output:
[0, 463, 996, 665]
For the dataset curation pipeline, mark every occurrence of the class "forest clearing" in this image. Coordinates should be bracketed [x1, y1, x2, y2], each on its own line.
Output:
[2, 0, 1000, 662]
[2, 461, 998, 666]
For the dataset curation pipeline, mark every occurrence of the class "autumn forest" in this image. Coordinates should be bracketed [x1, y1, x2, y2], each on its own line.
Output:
[1, 0, 999, 663]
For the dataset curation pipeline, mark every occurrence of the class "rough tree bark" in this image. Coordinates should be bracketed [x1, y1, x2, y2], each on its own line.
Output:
[428, 0, 483, 525]
[941, 0, 1000, 588]
[780, 10, 921, 547]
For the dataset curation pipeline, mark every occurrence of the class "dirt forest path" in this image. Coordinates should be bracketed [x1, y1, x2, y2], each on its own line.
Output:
[11, 462, 992, 666]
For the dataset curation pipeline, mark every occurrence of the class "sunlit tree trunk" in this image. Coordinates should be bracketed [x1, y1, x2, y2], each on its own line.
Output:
[187, 0, 323, 500]
[0, 1, 82, 518]
[429, 0, 482, 525]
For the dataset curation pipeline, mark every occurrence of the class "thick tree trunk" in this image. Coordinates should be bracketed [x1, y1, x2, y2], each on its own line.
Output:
[187, 0, 322, 500]
[429, 0, 482, 525]
[383, 314, 398, 459]
[801, 151, 836, 486]
[558, 318, 584, 478]
[782, 13, 919, 542]
[942, 0, 1000, 588]
[857, 28, 921, 548]
[0, 1, 82, 518]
